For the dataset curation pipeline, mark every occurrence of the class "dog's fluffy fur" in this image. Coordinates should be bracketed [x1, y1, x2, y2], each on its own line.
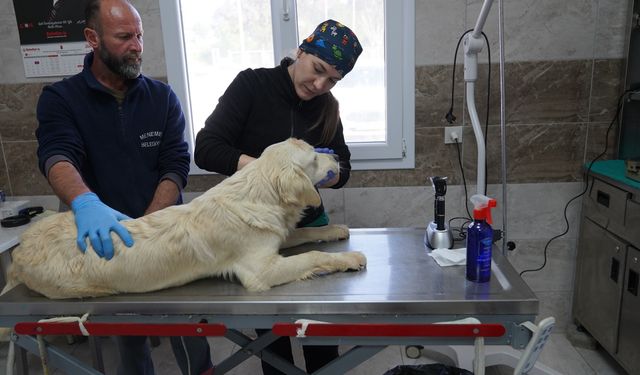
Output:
[2, 139, 366, 299]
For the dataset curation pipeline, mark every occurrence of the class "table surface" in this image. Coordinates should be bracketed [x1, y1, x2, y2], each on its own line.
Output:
[0, 228, 538, 319]
[0, 218, 33, 254]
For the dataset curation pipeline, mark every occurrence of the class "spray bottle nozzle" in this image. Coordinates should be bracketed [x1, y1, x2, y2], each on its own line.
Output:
[470, 194, 497, 224]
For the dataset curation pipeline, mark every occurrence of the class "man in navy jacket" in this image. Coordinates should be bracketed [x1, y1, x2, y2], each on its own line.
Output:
[35, 0, 212, 374]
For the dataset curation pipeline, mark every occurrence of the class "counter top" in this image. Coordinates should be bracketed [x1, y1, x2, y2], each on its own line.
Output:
[588, 160, 640, 190]
[0, 220, 33, 254]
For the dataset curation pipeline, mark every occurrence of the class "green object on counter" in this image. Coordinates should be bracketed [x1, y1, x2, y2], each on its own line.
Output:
[587, 160, 640, 189]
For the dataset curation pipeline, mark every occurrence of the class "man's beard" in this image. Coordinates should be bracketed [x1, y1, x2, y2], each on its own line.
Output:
[98, 42, 142, 80]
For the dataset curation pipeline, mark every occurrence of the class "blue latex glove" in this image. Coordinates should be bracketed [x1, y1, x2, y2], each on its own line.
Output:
[314, 147, 335, 154]
[314, 148, 338, 187]
[71, 192, 134, 260]
[316, 170, 336, 187]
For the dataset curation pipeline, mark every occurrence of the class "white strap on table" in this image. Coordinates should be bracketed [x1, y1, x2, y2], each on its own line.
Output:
[37, 312, 91, 336]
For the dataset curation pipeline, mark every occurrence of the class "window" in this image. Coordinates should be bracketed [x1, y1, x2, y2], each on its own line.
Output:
[159, 0, 414, 173]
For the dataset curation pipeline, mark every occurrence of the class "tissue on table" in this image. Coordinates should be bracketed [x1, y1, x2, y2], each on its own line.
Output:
[428, 248, 466, 266]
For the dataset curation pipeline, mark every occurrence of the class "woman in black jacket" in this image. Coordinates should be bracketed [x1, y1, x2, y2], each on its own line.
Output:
[195, 19, 363, 374]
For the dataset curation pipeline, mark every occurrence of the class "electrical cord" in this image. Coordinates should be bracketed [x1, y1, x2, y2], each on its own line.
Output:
[519, 89, 636, 277]
[449, 216, 472, 242]
[445, 29, 473, 125]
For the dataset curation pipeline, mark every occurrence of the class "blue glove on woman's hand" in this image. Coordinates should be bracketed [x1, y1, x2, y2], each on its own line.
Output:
[71, 192, 134, 260]
[316, 170, 336, 187]
[314, 147, 335, 154]
[314, 148, 338, 187]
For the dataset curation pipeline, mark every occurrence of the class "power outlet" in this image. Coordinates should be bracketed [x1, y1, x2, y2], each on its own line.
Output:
[444, 126, 462, 144]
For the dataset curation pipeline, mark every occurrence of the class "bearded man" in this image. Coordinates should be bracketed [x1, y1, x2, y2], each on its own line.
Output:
[35, 1, 213, 374]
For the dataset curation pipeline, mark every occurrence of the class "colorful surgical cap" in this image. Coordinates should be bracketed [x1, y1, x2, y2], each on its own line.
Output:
[299, 19, 363, 77]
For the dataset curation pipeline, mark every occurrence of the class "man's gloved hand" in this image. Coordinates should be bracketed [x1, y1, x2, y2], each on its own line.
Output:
[71, 192, 134, 260]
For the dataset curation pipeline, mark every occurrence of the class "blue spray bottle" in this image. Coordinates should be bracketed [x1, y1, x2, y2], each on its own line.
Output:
[466, 194, 497, 283]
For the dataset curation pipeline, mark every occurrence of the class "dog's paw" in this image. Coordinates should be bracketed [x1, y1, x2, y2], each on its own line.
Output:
[343, 251, 367, 271]
[325, 224, 350, 241]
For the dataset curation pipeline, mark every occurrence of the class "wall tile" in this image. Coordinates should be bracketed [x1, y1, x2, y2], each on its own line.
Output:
[589, 59, 625, 123]
[501, 182, 584, 240]
[415, 0, 466, 66]
[415, 64, 464, 127]
[345, 186, 432, 228]
[507, 238, 578, 293]
[585, 122, 618, 162]
[349, 126, 465, 187]
[503, 60, 591, 124]
[468, 0, 598, 63]
[3, 141, 51, 196]
[0, 83, 45, 141]
[534, 290, 575, 333]
[320, 189, 346, 225]
[457, 60, 603, 127]
[463, 123, 588, 184]
[0, 13, 28, 84]
[594, 0, 631, 59]
[0, 141, 9, 193]
[137, 6, 167, 78]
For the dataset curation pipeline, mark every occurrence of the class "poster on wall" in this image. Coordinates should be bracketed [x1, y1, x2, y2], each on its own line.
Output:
[13, 0, 92, 78]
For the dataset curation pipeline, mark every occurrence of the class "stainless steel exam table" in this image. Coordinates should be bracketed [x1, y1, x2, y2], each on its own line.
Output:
[0, 228, 541, 374]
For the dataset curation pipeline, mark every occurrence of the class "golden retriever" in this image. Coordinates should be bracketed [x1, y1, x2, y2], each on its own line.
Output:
[2, 138, 366, 299]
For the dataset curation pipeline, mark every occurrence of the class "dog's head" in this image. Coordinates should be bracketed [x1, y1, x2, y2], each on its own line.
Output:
[261, 138, 340, 207]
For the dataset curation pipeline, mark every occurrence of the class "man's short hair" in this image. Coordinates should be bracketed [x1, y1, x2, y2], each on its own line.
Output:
[84, 0, 102, 33]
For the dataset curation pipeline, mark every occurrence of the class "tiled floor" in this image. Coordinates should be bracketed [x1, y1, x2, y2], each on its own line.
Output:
[0, 332, 629, 375]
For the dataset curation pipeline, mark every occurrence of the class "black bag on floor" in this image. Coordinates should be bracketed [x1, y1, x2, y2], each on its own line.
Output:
[383, 363, 474, 375]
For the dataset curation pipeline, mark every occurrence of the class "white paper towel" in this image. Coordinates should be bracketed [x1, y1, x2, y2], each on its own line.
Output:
[428, 248, 466, 266]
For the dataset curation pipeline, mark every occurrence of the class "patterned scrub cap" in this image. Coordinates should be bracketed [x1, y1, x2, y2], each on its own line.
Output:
[299, 19, 363, 77]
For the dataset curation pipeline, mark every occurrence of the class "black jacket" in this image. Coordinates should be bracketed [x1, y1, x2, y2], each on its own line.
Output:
[195, 58, 351, 225]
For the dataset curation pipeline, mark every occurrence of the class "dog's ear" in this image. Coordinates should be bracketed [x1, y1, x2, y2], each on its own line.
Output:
[276, 166, 322, 207]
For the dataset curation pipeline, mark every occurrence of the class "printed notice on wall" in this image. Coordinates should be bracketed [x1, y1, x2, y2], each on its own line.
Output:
[13, 0, 91, 78]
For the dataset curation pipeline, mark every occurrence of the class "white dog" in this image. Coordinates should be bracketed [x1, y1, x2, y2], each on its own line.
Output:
[2, 139, 366, 299]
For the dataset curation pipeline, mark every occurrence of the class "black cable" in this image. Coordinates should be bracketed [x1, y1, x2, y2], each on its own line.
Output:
[449, 216, 472, 242]
[446, 29, 473, 124]
[519, 89, 634, 277]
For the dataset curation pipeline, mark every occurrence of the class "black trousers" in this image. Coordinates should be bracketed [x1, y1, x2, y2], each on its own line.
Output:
[116, 336, 212, 375]
[256, 329, 339, 374]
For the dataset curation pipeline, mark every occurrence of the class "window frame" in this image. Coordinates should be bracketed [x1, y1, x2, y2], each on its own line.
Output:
[159, 0, 415, 173]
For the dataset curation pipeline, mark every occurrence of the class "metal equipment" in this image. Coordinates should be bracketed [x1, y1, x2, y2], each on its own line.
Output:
[425, 176, 454, 249]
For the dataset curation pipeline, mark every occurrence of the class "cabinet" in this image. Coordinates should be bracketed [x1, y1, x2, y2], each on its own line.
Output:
[573, 167, 640, 375]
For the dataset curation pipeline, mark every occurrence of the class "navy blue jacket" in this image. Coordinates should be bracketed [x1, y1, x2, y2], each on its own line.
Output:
[36, 52, 190, 218]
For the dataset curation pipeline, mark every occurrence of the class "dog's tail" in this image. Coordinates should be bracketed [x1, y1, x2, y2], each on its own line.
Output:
[0, 281, 20, 296]
[0, 266, 21, 296]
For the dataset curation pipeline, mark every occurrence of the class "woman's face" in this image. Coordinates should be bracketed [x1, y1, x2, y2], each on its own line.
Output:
[289, 51, 343, 101]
